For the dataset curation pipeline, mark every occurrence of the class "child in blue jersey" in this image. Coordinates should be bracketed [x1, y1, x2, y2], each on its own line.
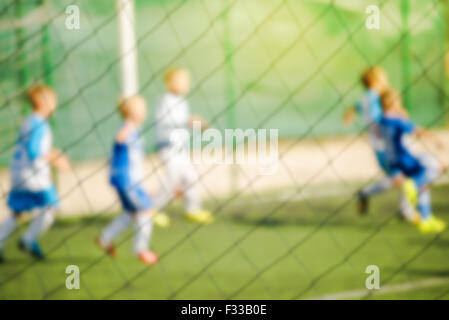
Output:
[344, 67, 415, 222]
[0, 85, 70, 262]
[96, 95, 159, 265]
[379, 89, 446, 233]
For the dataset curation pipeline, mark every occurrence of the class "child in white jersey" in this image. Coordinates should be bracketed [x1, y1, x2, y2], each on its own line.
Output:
[154, 68, 213, 224]
[0, 85, 70, 262]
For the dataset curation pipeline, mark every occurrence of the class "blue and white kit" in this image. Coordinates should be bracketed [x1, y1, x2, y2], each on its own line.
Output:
[355, 89, 390, 174]
[8, 113, 58, 213]
[379, 115, 440, 188]
[110, 124, 152, 214]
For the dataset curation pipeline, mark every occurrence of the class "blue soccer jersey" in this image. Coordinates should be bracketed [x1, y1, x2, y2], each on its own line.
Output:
[110, 124, 145, 189]
[109, 124, 151, 213]
[355, 89, 384, 151]
[378, 115, 424, 177]
[10, 113, 53, 191]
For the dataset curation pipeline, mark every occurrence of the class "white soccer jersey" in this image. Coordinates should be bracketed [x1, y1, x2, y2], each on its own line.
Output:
[356, 89, 384, 151]
[155, 92, 190, 147]
[10, 114, 53, 191]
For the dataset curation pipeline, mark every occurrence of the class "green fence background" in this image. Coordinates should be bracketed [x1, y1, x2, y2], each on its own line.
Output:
[0, 0, 447, 165]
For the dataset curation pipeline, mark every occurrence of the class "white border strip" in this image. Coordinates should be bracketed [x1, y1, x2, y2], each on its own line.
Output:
[309, 277, 449, 300]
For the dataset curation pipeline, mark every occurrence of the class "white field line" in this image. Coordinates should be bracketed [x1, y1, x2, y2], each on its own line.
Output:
[308, 277, 449, 300]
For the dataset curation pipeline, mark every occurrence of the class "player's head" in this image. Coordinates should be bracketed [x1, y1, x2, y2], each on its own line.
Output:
[118, 95, 147, 126]
[381, 88, 402, 113]
[361, 66, 389, 93]
[27, 84, 58, 118]
[165, 68, 190, 96]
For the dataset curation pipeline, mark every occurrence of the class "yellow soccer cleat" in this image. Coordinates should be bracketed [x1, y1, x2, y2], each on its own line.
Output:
[153, 211, 171, 228]
[402, 179, 418, 207]
[430, 216, 447, 232]
[418, 216, 446, 234]
[185, 209, 214, 225]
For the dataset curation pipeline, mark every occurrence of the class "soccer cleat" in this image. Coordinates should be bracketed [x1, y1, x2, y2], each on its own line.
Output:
[18, 239, 45, 260]
[357, 191, 369, 215]
[185, 209, 214, 224]
[137, 251, 159, 265]
[431, 216, 447, 232]
[153, 211, 170, 228]
[402, 179, 418, 207]
[418, 216, 447, 234]
[95, 238, 117, 257]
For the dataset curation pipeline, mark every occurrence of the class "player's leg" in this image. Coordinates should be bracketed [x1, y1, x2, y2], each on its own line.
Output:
[357, 151, 393, 215]
[97, 212, 132, 257]
[124, 186, 158, 264]
[180, 152, 213, 224]
[358, 177, 393, 213]
[414, 156, 446, 233]
[18, 187, 58, 260]
[154, 147, 183, 210]
[133, 210, 158, 265]
[399, 192, 420, 225]
[415, 186, 446, 233]
[19, 206, 55, 259]
[0, 213, 19, 262]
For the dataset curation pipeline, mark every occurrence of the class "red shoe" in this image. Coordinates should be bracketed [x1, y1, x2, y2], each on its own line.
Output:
[95, 238, 117, 257]
[138, 251, 159, 265]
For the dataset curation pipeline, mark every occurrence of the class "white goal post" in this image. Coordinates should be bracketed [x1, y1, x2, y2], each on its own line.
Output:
[116, 0, 139, 97]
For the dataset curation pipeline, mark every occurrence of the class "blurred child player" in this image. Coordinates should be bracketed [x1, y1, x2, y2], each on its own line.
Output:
[343, 66, 415, 222]
[96, 95, 159, 265]
[154, 68, 213, 224]
[0, 85, 70, 262]
[379, 89, 446, 233]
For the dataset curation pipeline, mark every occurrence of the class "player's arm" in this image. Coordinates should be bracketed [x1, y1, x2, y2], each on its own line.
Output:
[189, 114, 209, 131]
[343, 105, 357, 125]
[415, 127, 445, 150]
[45, 149, 71, 171]
[115, 122, 134, 144]
[387, 167, 406, 188]
[26, 123, 70, 171]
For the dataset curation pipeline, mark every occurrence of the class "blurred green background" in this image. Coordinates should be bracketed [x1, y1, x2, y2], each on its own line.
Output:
[0, 0, 447, 165]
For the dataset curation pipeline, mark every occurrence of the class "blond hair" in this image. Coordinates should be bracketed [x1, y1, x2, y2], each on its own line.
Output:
[27, 84, 56, 110]
[380, 88, 402, 111]
[164, 68, 189, 84]
[117, 95, 146, 118]
[361, 66, 387, 89]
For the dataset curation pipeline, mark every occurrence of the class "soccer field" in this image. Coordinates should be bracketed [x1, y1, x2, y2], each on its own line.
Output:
[1, 183, 449, 300]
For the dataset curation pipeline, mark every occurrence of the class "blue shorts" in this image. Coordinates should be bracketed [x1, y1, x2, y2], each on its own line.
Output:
[114, 185, 152, 214]
[8, 186, 59, 214]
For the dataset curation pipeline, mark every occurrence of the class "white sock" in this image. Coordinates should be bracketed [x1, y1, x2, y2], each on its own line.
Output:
[22, 208, 55, 245]
[133, 212, 153, 254]
[100, 213, 132, 245]
[399, 192, 416, 222]
[0, 215, 18, 250]
[361, 178, 393, 197]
